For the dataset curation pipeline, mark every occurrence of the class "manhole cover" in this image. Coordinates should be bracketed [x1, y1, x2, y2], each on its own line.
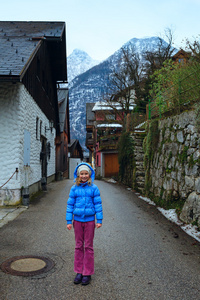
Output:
[0, 255, 55, 276]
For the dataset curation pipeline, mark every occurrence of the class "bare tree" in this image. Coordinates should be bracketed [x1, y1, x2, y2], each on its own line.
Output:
[108, 45, 146, 115]
[185, 37, 200, 63]
[144, 27, 177, 75]
[106, 28, 177, 115]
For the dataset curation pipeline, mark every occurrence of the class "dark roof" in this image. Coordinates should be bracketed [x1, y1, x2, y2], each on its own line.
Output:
[172, 48, 191, 60]
[0, 21, 67, 80]
[68, 139, 79, 148]
[68, 139, 83, 159]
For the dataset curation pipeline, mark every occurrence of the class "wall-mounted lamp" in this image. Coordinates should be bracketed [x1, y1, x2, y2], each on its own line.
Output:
[46, 120, 54, 133]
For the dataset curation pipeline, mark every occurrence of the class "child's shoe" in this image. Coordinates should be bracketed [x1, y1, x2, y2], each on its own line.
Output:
[74, 273, 82, 284]
[81, 275, 91, 285]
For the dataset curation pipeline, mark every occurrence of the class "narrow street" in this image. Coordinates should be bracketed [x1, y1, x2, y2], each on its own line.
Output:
[1, 179, 200, 300]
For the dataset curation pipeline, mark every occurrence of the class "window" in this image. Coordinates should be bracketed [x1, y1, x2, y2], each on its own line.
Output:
[40, 120, 42, 137]
[106, 114, 115, 120]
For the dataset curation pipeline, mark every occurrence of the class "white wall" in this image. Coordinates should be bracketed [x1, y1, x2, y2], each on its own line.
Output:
[69, 158, 81, 179]
[0, 82, 56, 205]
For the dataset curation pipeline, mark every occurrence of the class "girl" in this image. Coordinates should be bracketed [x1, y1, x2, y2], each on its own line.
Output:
[66, 163, 103, 285]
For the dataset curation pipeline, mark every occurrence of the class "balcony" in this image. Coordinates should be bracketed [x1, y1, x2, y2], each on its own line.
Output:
[86, 133, 94, 151]
[98, 135, 120, 150]
[86, 138, 94, 145]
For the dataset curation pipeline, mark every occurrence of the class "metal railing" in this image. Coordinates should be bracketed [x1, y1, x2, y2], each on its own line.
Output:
[147, 66, 200, 120]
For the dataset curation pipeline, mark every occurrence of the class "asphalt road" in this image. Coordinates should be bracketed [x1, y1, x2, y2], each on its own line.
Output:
[0, 179, 200, 300]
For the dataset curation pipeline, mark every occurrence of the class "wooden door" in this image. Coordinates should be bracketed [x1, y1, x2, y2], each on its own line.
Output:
[104, 153, 119, 177]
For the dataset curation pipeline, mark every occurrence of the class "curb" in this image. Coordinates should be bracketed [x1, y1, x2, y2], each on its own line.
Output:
[0, 207, 28, 229]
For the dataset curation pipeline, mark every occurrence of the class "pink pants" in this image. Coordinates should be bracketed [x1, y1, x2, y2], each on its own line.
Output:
[73, 220, 95, 275]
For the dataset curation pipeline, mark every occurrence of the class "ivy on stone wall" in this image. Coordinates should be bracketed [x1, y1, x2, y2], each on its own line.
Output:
[118, 132, 135, 187]
[143, 119, 159, 195]
[195, 102, 200, 133]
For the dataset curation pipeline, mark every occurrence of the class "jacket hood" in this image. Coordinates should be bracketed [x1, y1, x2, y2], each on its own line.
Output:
[74, 163, 95, 182]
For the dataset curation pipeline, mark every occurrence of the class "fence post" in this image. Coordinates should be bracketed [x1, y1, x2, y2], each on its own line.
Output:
[148, 99, 151, 120]
[178, 78, 181, 112]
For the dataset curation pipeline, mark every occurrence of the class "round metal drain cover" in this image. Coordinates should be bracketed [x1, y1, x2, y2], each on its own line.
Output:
[0, 255, 55, 276]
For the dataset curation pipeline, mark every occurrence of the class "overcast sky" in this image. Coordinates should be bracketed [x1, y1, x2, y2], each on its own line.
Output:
[1, 0, 200, 61]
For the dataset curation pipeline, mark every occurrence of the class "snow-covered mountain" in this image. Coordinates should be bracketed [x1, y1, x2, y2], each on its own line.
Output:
[68, 37, 175, 149]
[67, 49, 100, 82]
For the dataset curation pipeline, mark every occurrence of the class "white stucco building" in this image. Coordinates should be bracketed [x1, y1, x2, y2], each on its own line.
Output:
[0, 21, 68, 206]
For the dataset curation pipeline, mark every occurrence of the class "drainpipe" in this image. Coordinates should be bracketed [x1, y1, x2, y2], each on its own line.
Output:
[22, 187, 29, 207]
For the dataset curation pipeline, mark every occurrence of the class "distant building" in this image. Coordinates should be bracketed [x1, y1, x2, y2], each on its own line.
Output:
[68, 139, 83, 179]
[0, 21, 68, 205]
[86, 88, 136, 177]
[86, 103, 96, 169]
[172, 49, 191, 65]
[92, 101, 123, 177]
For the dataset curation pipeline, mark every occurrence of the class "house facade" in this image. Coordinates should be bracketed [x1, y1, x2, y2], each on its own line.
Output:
[86, 103, 96, 169]
[93, 101, 124, 177]
[85, 101, 123, 177]
[56, 87, 70, 180]
[86, 89, 136, 177]
[68, 139, 84, 179]
[172, 49, 191, 65]
[0, 21, 68, 206]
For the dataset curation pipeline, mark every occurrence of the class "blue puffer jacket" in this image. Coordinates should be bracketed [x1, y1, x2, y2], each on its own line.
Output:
[66, 163, 103, 224]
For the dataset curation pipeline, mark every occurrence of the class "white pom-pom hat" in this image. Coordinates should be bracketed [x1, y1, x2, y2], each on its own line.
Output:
[77, 164, 91, 176]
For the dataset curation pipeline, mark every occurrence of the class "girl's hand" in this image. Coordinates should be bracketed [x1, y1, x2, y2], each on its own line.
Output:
[67, 224, 72, 230]
[96, 223, 102, 229]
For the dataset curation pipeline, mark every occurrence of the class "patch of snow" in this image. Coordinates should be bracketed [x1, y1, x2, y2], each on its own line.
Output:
[139, 195, 200, 243]
[157, 208, 183, 226]
[135, 121, 146, 129]
[107, 178, 117, 183]
[134, 130, 145, 133]
[181, 224, 200, 242]
[97, 123, 122, 128]
[139, 196, 156, 206]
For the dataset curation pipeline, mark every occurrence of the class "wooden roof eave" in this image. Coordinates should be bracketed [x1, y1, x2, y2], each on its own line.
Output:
[19, 40, 42, 82]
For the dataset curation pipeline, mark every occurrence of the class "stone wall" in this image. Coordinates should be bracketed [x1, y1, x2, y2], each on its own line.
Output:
[0, 82, 56, 205]
[149, 109, 200, 226]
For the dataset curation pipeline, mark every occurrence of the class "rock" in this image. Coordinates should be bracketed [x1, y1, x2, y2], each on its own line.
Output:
[172, 190, 179, 199]
[177, 131, 184, 143]
[186, 124, 196, 134]
[180, 192, 200, 226]
[193, 150, 200, 161]
[185, 176, 194, 189]
[178, 111, 195, 128]
[195, 177, 200, 194]
[187, 148, 195, 156]
[185, 164, 199, 177]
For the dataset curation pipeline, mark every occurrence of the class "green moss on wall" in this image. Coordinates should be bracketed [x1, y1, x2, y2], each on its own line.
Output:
[178, 146, 189, 165]
[118, 132, 135, 187]
[143, 119, 159, 195]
